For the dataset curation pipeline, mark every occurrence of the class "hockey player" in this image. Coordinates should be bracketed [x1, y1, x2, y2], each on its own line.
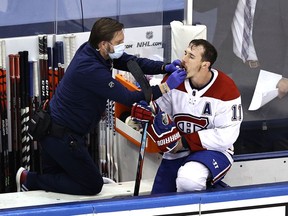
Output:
[131, 39, 243, 194]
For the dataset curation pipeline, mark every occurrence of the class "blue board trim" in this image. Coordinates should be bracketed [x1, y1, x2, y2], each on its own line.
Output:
[234, 150, 288, 161]
[2, 181, 288, 215]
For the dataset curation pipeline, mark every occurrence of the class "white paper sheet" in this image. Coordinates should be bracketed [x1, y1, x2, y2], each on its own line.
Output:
[248, 70, 282, 110]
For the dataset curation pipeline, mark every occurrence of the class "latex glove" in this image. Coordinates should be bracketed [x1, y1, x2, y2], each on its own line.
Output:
[166, 69, 187, 90]
[147, 111, 181, 152]
[165, 59, 182, 74]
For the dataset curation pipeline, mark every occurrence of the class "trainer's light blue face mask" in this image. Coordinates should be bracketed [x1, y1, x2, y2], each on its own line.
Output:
[108, 43, 125, 59]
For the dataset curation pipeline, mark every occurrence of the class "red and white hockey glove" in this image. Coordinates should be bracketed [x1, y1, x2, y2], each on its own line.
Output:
[131, 100, 160, 123]
[147, 111, 181, 152]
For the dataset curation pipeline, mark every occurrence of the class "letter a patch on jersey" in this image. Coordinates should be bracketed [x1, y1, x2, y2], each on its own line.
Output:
[202, 102, 212, 115]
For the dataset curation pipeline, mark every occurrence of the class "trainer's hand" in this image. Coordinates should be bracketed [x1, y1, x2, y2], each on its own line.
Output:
[165, 59, 182, 74]
[166, 69, 187, 90]
[147, 112, 181, 153]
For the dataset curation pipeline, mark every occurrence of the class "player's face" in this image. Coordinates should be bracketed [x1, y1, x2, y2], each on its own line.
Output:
[181, 45, 204, 79]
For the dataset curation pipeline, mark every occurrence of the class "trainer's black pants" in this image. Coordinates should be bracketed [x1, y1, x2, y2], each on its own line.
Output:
[26, 133, 103, 195]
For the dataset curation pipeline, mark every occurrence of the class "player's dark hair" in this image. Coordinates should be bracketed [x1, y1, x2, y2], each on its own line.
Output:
[189, 39, 217, 69]
[88, 17, 124, 49]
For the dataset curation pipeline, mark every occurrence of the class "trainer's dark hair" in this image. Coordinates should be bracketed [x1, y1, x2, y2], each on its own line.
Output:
[88, 17, 124, 49]
[189, 39, 217, 69]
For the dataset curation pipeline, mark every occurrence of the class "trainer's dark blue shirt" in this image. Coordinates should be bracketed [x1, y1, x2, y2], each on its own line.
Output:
[49, 42, 164, 135]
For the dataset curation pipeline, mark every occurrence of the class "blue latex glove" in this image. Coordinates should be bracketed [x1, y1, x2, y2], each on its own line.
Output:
[165, 59, 182, 74]
[166, 69, 187, 90]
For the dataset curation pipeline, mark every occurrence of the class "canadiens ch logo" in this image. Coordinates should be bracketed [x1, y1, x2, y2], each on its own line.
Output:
[174, 114, 209, 133]
[146, 31, 153, 39]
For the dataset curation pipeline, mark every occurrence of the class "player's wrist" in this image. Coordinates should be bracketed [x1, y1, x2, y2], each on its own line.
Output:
[181, 137, 189, 149]
[169, 139, 181, 153]
[159, 82, 170, 94]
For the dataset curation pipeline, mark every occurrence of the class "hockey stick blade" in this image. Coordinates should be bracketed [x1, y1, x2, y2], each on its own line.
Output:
[127, 60, 152, 103]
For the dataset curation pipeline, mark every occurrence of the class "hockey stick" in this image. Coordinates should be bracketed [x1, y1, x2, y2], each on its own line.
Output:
[58, 41, 65, 81]
[32, 60, 41, 172]
[64, 34, 76, 68]
[47, 47, 54, 99]
[64, 35, 71, 69]
[127, 60, 152, 196]
[15, 54, 22, 170]
[43, 35, 49, 100]
[69, 34, 76, 61]
[28, 61, 35, 171]
[9, 54, 17, 190]
[19, 51, 28, 169]
[53, 43, 59, 91]
[0, 40, 3, 192]
[38, 35, 46, 101]
[1, 40, 10, 192]
[21, 51, 31, 171]
[127, 60, 152, 103]
[112, 97, 119, 182]
[24, 52, 31, 171]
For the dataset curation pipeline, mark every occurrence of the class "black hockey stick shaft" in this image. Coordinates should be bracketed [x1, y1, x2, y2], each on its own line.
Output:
[127, 60, 152, 196]
[19, 51, 31, 170]
[127, 60, 152, 103]
[15, 54, 22, 169]
[58, 41, 65, 81]
[9, 55, 17, 190]
[133, 121, 149, 196]
[43, 35, 49, 100]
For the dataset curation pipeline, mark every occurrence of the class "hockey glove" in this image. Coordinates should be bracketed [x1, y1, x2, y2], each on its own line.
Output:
[166, 68, 187, 90]
[165, 59, 182, 74]
[147, 111, 181, 152]
[131, 100, 160, 123]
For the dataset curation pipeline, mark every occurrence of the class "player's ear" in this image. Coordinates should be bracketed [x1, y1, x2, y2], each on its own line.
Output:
[201, 61, 210, 68]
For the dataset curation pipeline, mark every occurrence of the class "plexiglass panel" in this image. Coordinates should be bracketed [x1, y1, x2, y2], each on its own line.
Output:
[0, 0, 184, 37]
[193, 0, 288, 155]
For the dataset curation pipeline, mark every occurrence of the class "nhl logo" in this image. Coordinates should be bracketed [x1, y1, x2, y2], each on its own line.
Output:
[146, 31, 153, 40]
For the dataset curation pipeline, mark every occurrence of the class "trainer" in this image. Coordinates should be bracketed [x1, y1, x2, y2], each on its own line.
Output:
[16, 17, 186, 195]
